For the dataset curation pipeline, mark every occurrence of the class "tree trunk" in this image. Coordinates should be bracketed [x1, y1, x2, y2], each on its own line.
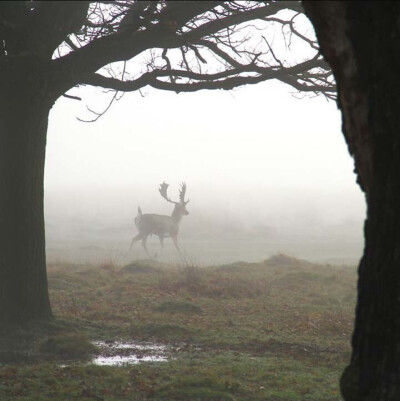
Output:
[303, 2, 400, 400]
[0, 64, 54, 323]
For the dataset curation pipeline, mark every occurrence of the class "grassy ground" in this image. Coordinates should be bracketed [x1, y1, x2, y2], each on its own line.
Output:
[0, 254, 356, 400]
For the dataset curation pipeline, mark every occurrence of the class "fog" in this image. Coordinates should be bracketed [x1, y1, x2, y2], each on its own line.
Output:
[44, 79, 366, 266]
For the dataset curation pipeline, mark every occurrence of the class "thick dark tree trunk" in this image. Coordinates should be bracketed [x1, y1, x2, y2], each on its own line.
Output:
[304, 2, 400, 400]
[0, 63, 55, 322]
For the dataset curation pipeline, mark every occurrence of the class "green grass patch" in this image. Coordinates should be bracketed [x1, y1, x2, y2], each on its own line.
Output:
[154, 300, 203, 314]
[130, 323, 192, 340]
[155, 376, 236, 400]
[0, 254, 355, 400]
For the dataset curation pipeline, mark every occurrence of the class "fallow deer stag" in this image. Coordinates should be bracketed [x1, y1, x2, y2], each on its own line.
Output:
[129, 182, 190, 258]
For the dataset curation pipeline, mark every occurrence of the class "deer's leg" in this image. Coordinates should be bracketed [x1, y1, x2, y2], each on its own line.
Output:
[141, 236, 152, 259]
[159, 236, 164, 252]
[129, 233, 142, 251]
[172, 236, 182, 255]
[153, 236, 164, 259]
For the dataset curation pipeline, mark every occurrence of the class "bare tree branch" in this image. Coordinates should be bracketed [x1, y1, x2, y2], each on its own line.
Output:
[81, 55, 336, 96]
[63, 93, 82, 101]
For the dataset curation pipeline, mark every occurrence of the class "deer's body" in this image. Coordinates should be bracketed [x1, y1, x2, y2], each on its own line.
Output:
[129, 183, 189, 258]
[135, 208, 183, 237]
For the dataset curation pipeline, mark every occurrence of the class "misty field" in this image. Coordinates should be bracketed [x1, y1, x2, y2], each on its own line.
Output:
[0, 254, 356, 400]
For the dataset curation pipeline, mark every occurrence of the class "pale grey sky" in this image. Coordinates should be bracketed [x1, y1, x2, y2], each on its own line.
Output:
[46, 78, 365, 222]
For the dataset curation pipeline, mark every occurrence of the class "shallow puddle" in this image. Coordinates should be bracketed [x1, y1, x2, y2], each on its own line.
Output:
[92, 340, 169, 366]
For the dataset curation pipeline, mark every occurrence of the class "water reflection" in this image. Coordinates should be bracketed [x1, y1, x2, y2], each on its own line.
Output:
[92, 340, 169, 366]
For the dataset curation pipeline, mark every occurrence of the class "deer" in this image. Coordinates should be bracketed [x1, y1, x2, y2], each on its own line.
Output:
[129, 182, 190, 258]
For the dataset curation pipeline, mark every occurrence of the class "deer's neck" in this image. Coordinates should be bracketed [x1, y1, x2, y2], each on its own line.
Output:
[171, 209, 183, 224]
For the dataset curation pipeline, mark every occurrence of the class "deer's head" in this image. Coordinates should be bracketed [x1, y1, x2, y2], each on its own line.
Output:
[159, 182, 190, 217]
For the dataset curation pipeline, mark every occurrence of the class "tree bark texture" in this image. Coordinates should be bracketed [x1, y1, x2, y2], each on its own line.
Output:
[303, 2, 400, 400]
[0, 59, 55, 322]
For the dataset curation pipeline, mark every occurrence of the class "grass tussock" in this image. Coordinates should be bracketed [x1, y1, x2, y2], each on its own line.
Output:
[123, 259, 167, 274]
[158, 264, 270, 299]
[38, 333, 98, 360]
[264, 253, 316, 268]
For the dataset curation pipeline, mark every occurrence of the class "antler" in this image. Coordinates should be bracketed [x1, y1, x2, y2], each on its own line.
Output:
[179, 182, 190, 205]
[159, 182, 176, 204]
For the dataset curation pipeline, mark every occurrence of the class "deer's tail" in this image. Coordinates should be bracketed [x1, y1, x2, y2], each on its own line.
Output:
[135, 206, 142, 228]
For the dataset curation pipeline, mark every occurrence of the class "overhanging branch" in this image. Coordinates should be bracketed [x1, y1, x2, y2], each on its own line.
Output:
[81, 61, 336, 95]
